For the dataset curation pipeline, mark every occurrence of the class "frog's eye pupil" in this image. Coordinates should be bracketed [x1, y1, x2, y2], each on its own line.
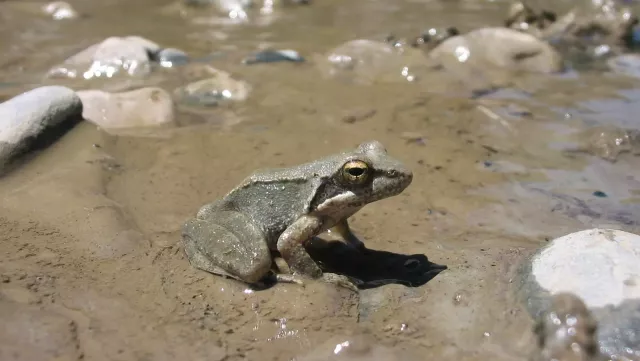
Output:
[348, 167, 365, 177]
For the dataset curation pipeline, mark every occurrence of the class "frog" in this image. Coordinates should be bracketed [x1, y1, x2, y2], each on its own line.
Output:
[181, 140, 413, 291]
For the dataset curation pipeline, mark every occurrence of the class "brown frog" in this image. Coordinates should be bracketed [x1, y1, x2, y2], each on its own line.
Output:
[181, 141, 413, 291]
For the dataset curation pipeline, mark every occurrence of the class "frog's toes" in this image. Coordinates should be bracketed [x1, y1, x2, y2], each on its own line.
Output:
[322, 272, 360, 292]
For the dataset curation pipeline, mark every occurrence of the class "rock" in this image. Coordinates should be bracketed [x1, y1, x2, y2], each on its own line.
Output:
[156, 48, 189, 67]
[568, 125, 640, 162]
[77, 87, 175, 130]
[0, 86, 82, 170]
[0, 300, 81, 361]
[47, 36, 161, 79]
[429, 27, 565, 74]
[173, 69, 251, 108]
[318, 39, 431, 84]
[42, 1, 78, 20]
[242, 49, 305, 64]
[520, 228, 640, 360]
[532, 293, 601, 361]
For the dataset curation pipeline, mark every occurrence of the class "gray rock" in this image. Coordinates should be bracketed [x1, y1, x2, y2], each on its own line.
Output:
[47, 36, 161, 79]
[77, 87, 175, 130]
[519, 228, 640, 360]
[0, 86, 82, 169]
[429, 27, 565, 74]
[173, 69, 251, 108]
[157, 48, 190, 67]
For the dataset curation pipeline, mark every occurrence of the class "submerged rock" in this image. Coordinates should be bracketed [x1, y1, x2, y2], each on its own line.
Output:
[47, 36, 162, 79]
[429, 27, 565, 74]
[173, 68, 251, 108]
[520, 228, 640, 360]
[77, 87, 175, 130]
[0, 86, 82, 170]
[156, 48, 190, 67]
[318, 39, 431, 84]
[569, 125, 640, 162]
[532, 293, 602, 361]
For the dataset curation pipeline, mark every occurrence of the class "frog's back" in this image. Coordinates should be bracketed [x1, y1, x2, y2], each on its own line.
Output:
[223, 168, 321, 246]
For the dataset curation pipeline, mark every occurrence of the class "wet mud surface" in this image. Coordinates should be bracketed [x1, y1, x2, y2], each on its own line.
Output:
[1, 0, 640, 360]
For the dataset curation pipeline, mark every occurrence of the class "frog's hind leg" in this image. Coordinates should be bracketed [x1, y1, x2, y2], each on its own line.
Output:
[181, 212, 272, 285]
[183, 237, 245, 282]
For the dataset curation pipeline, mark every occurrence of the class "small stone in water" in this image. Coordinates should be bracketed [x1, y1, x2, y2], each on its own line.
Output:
[242, 50, 305, 65]
[483, 160, 493, 167]
[42, 1, 78, 20]
[593, 191, 608, 198]
[156, 48, 189, 67]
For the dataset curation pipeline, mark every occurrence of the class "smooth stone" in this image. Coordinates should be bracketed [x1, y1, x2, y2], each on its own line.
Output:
[156, 48, 190, 67]
[173, 69, 251, 107]
[0, 86, 82, 169]
[42, 1, 78, 19]
[429, 27, 565, 74]
[78, 87, 175, 130]
[47, 36, 161, 79]
[519, 228, 640, 360]
[318, 39, 431, 84]
[242, 49, 305, 64]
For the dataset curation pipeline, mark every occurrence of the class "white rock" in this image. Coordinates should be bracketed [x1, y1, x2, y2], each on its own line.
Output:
[0, 86, 82, 168]
[78, 87, 175, 130]
[174, 69, 251, 107]
[47, 36, 161, 79]
[531, 228, 640, 309]
[429, 27, 565, 74]
[42, 1, 78, 20]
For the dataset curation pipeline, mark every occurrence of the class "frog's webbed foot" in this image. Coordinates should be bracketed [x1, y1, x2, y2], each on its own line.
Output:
[321, 272, 360, 292]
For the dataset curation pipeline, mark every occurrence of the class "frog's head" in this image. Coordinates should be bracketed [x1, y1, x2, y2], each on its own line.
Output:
[312, 140, 413, 213]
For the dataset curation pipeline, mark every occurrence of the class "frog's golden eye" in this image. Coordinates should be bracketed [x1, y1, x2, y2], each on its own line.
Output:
[341, 160, 370, 184]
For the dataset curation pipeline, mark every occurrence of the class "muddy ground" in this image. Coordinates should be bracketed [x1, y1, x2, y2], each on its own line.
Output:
[1, 0, 640, 360]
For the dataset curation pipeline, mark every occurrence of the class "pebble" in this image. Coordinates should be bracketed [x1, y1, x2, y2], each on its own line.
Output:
[156, 48, 190, 67]
[173, 69, 251, 107]
[0, 86, 82, 170]
[77, 87, 176, 130]
[520, 228, 640, 360]
[242, 49, 305, 64]
[47, 36, 161, 79]
[42, 1, 78, 20]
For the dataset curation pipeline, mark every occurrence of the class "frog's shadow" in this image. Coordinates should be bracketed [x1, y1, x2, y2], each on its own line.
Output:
[283, 237, 447, 290]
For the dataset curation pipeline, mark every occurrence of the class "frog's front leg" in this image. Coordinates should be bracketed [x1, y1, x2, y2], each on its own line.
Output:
[330, 218, 366, 250]
[277, 216, 359, 292]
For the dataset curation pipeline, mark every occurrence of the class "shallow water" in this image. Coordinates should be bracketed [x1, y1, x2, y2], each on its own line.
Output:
[1, 0, 640, 360]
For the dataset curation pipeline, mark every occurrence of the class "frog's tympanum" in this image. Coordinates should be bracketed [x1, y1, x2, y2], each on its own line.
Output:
[181, 140, 413, 291]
